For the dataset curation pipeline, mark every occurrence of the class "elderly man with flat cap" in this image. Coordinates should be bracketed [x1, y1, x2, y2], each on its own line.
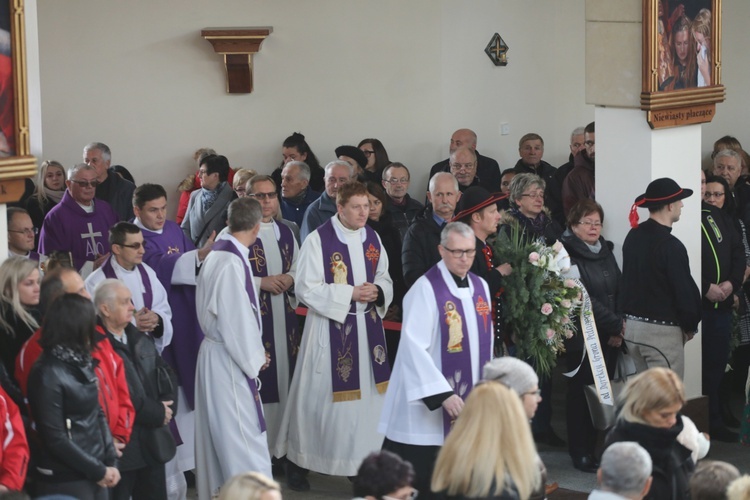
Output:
[453, 186, 512, 353]
[620, 178, 701, 379]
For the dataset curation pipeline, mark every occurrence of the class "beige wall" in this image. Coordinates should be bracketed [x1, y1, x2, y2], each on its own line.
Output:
[702, 1, 750, 164]
[30, 0, 592, 214]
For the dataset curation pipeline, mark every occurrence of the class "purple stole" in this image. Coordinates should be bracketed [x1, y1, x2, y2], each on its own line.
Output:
[316, 219, 390, 402]
[101, 257, 154, 310]
[141, 222, 204, 410]
[212, 238, 266, 432]
[28, 251, 41, 262]
[247, 221, 299, 404]
[424, 266, 492, 436]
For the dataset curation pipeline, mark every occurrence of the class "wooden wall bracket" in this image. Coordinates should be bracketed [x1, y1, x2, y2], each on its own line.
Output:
[201, 27, 272, 94]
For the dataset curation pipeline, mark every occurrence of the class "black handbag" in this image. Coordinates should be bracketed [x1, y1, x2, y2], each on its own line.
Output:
[142, 364, 177, 464]
[583, 350, 636, 431]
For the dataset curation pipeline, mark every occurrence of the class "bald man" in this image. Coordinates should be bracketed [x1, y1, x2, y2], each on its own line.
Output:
[427, 129, 501, 194]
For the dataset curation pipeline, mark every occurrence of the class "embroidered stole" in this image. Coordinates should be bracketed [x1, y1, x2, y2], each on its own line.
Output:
[317, 219, 390, 402]
[102, 257, 153, 310]
[212, 239, 267, 432]
[247, 221, 300, 404]
[424, 266, 492, 436]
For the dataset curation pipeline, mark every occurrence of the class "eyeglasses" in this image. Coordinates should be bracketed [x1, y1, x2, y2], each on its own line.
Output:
[704, 191, 725, 199]
[578, 220, 602, 228]
[385, 178, 410, 185]
[442, 246, 476, 259]
[71, 179, 100, 188]
[362, 150, 375, 157]
[198, 169, 214, 176]
[249, 192, 277, 200]
[117, 242, 144, 250]
[520, 192, 544, 200]
[9, 227, 38, 236]
[523, 389, 542, 398]
[450, 162, 476, 171]
[383, 488, 418, 500]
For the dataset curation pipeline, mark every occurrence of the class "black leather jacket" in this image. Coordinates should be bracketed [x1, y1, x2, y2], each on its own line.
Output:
[606, 417, 693, 500]
[402, 205, 444, 290]
[561, 230, 623, 351]
[28, 351, 116, 483]
[104, 322, 177, 470]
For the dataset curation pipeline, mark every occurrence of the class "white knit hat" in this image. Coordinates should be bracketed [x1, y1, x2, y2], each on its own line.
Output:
[482, 357, 538, 395]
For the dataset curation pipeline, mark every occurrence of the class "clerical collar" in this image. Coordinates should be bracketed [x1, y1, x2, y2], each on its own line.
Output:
[112, 256, 137, 273]
[449, 271, 469, 288]
[134, 217, 163, 235]
[76, 199, 95, 213]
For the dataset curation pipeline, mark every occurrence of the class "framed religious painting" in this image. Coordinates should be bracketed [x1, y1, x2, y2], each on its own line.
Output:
[0, 0, 36, 202]
[640, 0, 725, 129]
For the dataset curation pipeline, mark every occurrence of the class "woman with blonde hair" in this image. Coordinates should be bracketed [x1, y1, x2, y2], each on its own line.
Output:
[26, 160, 66, 246]
[431, 381, 541, 499]
[0, 256, 40, 379]
[692, 8, 712, 87]
[605, 367, 693, 499]
[218, 472, 281, 500]
[232, 168, 258, 198]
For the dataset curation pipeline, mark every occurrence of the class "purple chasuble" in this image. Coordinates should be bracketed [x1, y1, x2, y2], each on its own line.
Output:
[212, 238, 266, 432]
[141, 221, 204, 409]
[247, 220, 299, 404]
[424, 265, 492, 436]
[316, 219, 390, 402]
[38, 190, 118, 271]
[101, 257, 153, 310]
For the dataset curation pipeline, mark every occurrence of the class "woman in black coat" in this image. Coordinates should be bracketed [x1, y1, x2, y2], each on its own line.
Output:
[561, 199, 623, 473]
[500, 173, 564, 447]
[605, 368, 694, 500]
[28, 294, 120, 500]
[365, 182, 406, 366]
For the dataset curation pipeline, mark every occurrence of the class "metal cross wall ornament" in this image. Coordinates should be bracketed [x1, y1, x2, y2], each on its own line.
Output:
[485, 33, 509, 66]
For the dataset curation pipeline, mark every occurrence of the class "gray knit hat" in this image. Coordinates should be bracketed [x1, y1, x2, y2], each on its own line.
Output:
[482, 357, 538, 395]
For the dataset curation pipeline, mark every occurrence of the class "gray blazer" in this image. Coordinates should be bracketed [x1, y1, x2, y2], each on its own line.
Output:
[181, 183, 235, 247]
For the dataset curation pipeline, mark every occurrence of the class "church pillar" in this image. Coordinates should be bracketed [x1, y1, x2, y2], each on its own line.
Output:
[586, 1, 703, 397]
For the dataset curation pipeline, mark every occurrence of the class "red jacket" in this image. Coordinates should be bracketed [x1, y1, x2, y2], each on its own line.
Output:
[15, 326, 134, 444]
[0, 385, 28, 491]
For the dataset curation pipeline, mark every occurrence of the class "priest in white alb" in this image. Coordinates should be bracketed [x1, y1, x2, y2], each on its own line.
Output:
[244, 175, 300, 450]
[378, 222, 493, 494]
[194, 197, 272, 500]
[84, 221, 173, 353]
[274, 178, 393, 491]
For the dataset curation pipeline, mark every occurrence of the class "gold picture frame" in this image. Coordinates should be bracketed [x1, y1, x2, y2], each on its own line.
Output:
[0, 0, 36, 202]
[640, 0, 725, 129]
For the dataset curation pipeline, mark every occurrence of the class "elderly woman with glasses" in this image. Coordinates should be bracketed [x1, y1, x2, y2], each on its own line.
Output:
[503, 173, 563, 245]
[500, 173, 564, 450]
[560, 199, 624, 473]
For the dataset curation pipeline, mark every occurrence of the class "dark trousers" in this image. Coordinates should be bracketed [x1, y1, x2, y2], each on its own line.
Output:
[702, 308, 733, 429]
[111, 465, 167, 500]
[531, 374, 553, 436]
[565, 350, 597, 458]
[383, 437, 440, 499]
[34, 479, 108, 500]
